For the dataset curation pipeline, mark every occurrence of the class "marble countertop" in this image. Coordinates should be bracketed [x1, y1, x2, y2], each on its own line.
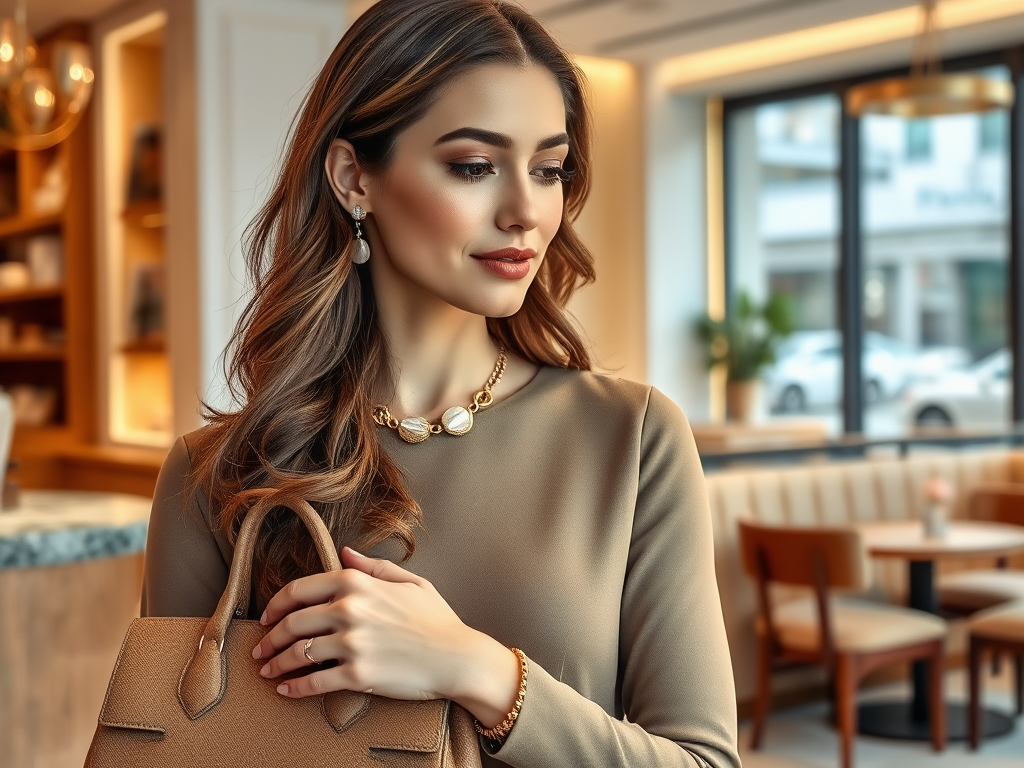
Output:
[0, 490, 151, 569]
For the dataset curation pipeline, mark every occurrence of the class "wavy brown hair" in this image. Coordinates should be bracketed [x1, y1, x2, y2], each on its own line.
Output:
[186, 0, 596, 611]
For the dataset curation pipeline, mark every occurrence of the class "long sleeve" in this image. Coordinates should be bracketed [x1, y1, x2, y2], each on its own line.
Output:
[140, 434, 231, 618]
[484, 387, 740, 768]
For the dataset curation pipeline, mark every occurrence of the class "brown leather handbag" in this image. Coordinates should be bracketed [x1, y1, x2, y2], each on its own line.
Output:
[85, 493, 482, 768]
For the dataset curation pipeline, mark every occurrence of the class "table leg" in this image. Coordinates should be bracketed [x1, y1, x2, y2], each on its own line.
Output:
[858, 558, 1015, 741]
[908, 560, 934, 722]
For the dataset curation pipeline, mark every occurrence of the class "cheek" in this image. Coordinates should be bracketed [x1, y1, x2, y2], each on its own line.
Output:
[539, 191, 564, 244]
[379, 171, 489, 247]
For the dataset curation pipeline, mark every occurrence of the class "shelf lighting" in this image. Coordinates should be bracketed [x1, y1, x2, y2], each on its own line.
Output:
[0, 0, 94, 150]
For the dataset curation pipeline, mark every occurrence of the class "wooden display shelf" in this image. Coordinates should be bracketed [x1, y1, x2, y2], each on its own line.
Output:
[0, 346, 65, 361]
[119, 337, 166, 354]
[0, 211, 62, 238]
[9, 424, 74, 452]
[0, 285, 64, 303]
[122, 198, 165, 228]
[2, 24, 97, 491]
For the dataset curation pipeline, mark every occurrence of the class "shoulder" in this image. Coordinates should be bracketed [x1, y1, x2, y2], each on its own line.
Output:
[540, 366, 650, 417]
[177, 424, 217, 465]
[154, 424, 218, 528]
[539, 366, 687, 435]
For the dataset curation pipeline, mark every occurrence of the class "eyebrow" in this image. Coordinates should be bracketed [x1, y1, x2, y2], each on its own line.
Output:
[433, 127, 570, 152]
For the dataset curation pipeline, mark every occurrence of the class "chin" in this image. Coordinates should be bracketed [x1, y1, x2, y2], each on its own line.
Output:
[452, 284, 530, 319]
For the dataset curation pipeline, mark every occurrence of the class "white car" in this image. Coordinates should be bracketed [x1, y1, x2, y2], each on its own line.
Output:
[764, 330, 913, 413]
[902, 349, 1010, 430]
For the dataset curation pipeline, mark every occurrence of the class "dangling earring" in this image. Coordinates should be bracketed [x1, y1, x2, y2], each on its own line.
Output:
[350, 205, 370, 264]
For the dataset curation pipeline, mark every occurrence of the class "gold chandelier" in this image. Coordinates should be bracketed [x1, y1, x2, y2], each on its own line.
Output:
[846, 0, 1014, 117]
[0, 0, 94, 150]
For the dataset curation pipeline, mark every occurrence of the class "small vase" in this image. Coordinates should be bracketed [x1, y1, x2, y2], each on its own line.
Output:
[923, 502, 947, 538]
[726, 380, 760, 423]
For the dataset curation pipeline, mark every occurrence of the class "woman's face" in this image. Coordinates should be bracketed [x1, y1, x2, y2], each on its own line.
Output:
[360, 63, 570, 319]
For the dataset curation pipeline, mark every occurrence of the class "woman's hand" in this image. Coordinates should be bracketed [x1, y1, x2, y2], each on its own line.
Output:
[251, 547, 521, 728]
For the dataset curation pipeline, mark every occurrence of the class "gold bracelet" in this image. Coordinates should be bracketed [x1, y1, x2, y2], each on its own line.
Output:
[474, 647, 528, 746]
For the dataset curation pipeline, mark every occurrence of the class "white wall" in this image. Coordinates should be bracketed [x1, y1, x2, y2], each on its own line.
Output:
[195, 0, 347, 414]
[643, 67, 711, 422]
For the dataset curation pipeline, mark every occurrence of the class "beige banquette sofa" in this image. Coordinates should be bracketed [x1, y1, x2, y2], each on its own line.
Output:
[703, 447, 1024, 706]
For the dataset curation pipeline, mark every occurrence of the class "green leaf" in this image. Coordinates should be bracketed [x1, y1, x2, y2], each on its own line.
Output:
[693, 290, 795, 380]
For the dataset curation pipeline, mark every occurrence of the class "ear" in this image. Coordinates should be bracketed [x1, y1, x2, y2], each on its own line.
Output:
[325, 139, 373, 214]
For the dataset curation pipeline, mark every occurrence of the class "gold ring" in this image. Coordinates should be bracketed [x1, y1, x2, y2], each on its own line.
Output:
[303, 637, 320, 665]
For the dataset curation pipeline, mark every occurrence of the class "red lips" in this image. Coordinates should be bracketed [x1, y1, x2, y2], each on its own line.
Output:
[472, 247, 536, 261]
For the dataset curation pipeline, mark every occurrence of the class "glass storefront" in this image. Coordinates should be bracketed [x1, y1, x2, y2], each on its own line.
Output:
[861, 66, 1011, 436]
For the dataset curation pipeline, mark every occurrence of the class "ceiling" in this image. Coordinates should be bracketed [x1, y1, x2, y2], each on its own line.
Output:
[519, 0, 920, 62]
[11, 0, 1024, 78]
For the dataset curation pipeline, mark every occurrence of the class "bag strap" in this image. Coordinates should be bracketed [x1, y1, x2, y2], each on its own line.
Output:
[178, 492, 344, 720]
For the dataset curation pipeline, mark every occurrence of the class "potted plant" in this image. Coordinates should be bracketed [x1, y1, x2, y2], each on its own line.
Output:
[694, 291, 793, 422]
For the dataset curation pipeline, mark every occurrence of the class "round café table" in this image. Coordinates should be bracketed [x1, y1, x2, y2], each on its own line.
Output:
[855, 519, 1024, 742]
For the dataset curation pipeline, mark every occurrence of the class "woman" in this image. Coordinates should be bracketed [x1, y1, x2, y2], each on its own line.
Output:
[141, 1, 740, 766]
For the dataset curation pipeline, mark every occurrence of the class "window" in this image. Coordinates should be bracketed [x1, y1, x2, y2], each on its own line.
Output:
[905, 119, 931, 160]
[861, 68, 1011, 436]
[726, 95, 842, 433]
[980, 109, 1007, 152]
[724, 56, 1021, 440]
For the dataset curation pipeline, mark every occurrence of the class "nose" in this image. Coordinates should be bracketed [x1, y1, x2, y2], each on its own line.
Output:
[495, 168, 540, 233]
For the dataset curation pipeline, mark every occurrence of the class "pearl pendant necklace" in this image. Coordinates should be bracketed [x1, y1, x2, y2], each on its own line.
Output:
[372, 345, 508, 444]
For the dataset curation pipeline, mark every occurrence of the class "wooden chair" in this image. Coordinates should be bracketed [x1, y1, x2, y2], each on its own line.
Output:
[739, 520, 947, 768]
[968, 599, 1024, 750]
[939, 484, 1024, 614]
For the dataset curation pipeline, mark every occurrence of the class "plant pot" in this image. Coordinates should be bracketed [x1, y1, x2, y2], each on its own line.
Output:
[726, 380, 760, 423]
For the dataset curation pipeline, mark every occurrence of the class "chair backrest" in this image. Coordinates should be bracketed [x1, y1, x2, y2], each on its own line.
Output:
[738, 519, 872, 592]
[968, 483, 1024, 527]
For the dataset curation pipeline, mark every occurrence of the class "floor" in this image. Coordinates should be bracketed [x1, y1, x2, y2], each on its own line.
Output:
[738, 665, 1023, 767]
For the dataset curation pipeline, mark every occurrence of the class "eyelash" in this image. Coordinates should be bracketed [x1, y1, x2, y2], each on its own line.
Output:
[446, 162, 575, 186]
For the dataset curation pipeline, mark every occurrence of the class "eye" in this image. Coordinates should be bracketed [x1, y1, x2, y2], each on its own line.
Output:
[447, 161, 496, 183]
[531, 165, 575, 187]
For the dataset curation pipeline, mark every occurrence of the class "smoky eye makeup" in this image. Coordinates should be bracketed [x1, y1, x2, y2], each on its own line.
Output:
[444, 156, 574, 186]
[445, 160, 496, 183]
[531, 165, 575, 186]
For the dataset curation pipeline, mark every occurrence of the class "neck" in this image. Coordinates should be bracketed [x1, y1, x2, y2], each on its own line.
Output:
[370, 272, 501, 423]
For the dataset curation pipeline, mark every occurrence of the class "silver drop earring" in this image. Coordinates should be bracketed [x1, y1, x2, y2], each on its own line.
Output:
[350, 205, 370, 264]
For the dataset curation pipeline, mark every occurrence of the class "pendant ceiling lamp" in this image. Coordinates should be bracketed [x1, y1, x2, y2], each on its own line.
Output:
[845, 0, 1014, 118]
[0, 0, 94, 150]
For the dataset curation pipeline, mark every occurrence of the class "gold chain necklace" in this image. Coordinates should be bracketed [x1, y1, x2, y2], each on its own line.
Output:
[372, 345, 508, 443]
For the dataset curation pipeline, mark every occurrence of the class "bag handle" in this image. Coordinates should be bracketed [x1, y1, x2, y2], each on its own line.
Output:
[177, 491, 347, 720]
[227, 491, 342, 630]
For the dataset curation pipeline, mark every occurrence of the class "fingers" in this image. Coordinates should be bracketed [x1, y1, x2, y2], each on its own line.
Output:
[262, 553, 426, 627]
[253, 602, 339, 662]
[274, 662, 364, 699]
[261, 571, 355, 627]
[259, 633, 339, 680]
[341, 546, 427, 586]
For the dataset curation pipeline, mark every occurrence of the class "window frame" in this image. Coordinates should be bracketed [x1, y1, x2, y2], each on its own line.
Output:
[722, 44, 1024, 434]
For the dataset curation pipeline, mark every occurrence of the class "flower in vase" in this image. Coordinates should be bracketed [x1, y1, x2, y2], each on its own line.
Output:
[923, 476, 954, 504]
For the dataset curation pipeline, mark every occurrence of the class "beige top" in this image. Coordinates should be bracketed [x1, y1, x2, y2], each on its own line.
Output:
[141, 366, 740, 768]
